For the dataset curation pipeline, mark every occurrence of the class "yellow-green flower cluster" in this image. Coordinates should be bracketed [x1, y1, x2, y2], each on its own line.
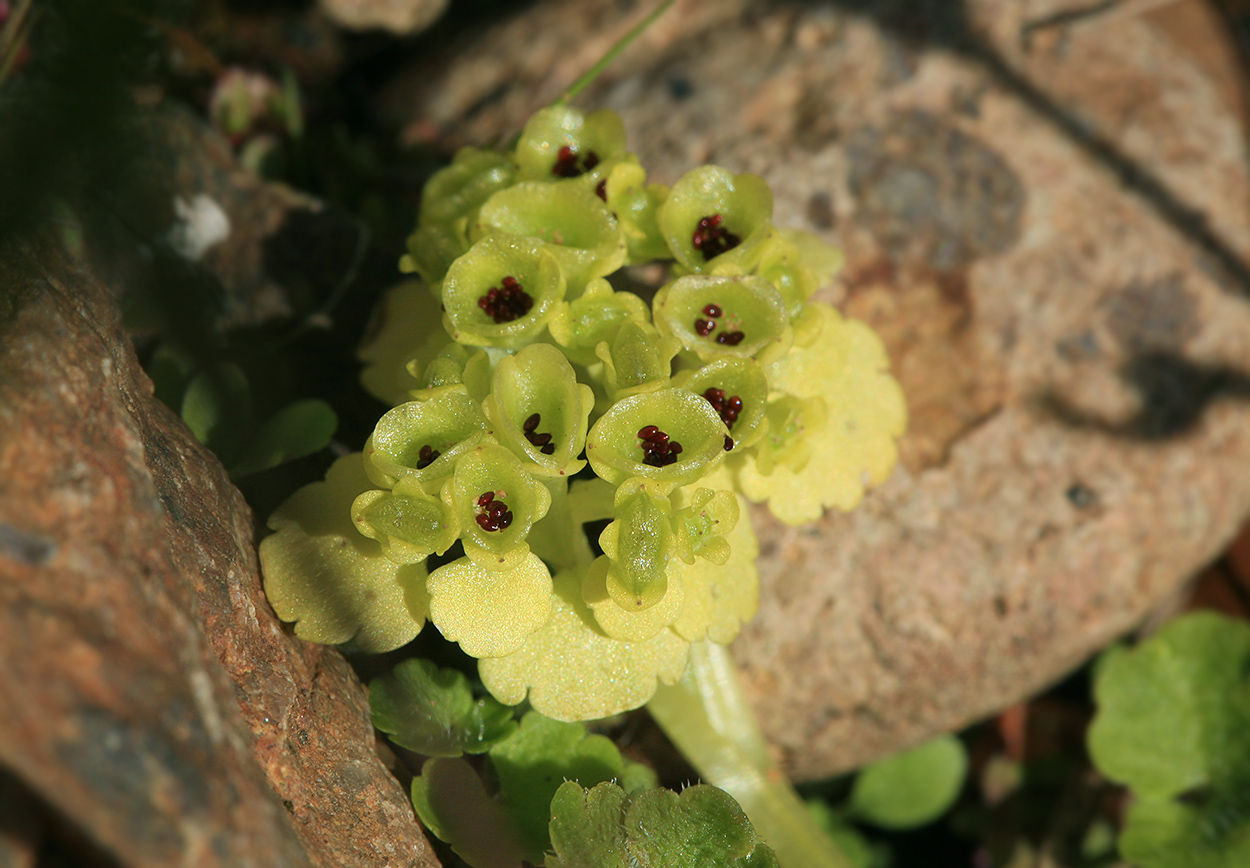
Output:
[260, 104, 905, 722]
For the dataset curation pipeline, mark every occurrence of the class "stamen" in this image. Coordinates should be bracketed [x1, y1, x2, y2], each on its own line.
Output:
[715, 330, 745, 346]
[523, 412, 557, 456]
[478, 275, 534, 324]
[691, 214, 741, 261]
[417, 444, 441, 469]
[703, 388, 744, 429]
[638, 425, 682, 467]
[475, 491, 515, 532]
[552, 145, 602, 178]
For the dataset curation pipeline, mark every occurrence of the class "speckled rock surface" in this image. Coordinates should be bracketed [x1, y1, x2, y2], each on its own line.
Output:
[0, 231, 436, 865]
[385, 0, 1250, 778]
[319, 0, 446, 34]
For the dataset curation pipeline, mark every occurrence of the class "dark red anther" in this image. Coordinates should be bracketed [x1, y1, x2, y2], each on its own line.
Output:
[724, 435, 734, 451]
[417, 444, 440, 469]
[647, 430, 668, 444]
[523, 413, 541, 432]
[595, 178, 607, 201]
[691, 214, 741, 261]
[715, 330, 745, 346]
[498, 511, 513, 529]
[477, 491, 495, 507]
[477, 276, 533, 324]
[540, 444, 555, 455]
[669, 442, 683, 455]
[475, 514, 494, 531]
[727, 396, 743, 412]
[694, 318, 716, 336]
[638, 425, 659, 440]
[552, 145, 601, 178]
[702, 304, 723, 318]
[528, 432, 552, 446]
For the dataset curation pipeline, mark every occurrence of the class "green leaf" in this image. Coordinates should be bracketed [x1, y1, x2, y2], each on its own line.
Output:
[848, 734, 968, 829]
[411, 757, 525, 868]
[369, 658, 516, 757]
[489, 711, 624, 862]
[426, 553, 552, 658]
[1088, 613, 1250, 868]
[547, 781, 780, 868]
[259, 453, 429, 653]
[232, 399, 337, 477]
[181, 363, 251, 463]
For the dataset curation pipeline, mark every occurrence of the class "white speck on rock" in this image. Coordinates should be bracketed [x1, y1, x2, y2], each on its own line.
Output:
[168, 194, 231, 261]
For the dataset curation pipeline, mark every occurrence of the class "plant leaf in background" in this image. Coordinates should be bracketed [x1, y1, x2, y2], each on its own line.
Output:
[182, 363, 252, 464]
[848, 734, 968, 830]
[410, 756, 526, 868]
[1088, 612, 1250, 868]
[488, 711, 627, 863]
[547, 780, 780, 868]
[231, 398, 337, 478]
[370, 658, 516, 757]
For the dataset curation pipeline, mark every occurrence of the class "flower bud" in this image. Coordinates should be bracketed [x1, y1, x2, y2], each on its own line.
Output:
[597, 478, 675, 611]
[547, 277, 650, 366]
[352, 478, 460, 564]
[593, 321, 681, 403]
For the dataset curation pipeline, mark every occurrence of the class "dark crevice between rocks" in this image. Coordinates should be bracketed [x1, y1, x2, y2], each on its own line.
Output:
[802, 0, 1250, 298]
[1041, 351, 1250, 441]
[0, 769, 123, 868]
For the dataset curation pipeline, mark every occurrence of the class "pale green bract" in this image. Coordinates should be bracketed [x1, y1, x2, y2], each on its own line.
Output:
[259, 103, 906, 721]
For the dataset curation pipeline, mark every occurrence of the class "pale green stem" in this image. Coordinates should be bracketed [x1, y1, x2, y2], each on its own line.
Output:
[647, 641, 853, 868]
[555, 0, 675, 105]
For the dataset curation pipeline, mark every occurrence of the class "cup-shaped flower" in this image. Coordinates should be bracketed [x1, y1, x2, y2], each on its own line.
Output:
[753, 229, 818, 319]
[420, 146, 516, 226]
[594, 321, 681, 403]
[585, 389, 727, 490]
[602, 161, 671, 263]
[482, 343, 595, 478]
[449, 444, 552, 571]
[751, 394, 828, 477]
[656, 165, 772, 272]
[408, 344, 492, 405]
[352, 477, 460, 564]
[402, 221, 471, 287]
[547, 278, 650, 366]
[513, 105, 627, 182]
[598, 477, 676, 611]
[652, 274, 791, 365]
[671, 357, 770, 451]
[474, 181, 626, 295]
[670, 487, 739, 566]
[441, 235, 566, 349]
[366, 392, 490, 491]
